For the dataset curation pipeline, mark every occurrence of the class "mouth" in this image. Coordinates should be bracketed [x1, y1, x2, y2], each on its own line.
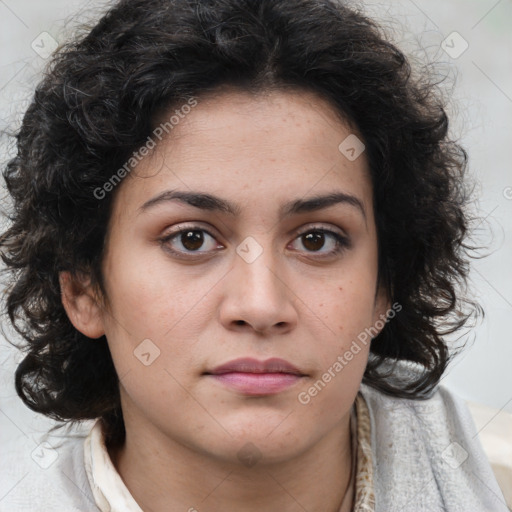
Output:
[204, 357, 306, 396]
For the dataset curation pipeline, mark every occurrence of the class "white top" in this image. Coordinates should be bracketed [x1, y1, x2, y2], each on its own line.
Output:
[2, 383, 509, 511]
[83, 419, 143, 511]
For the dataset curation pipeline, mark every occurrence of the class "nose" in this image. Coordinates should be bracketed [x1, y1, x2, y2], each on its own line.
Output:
[218, 243, 298, 336]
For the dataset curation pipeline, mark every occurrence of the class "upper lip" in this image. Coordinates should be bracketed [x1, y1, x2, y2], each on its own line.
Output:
[206, 357, 305, 376]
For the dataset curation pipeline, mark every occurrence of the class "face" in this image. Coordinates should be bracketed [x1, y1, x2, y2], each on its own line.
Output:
[64, 89, 389, 466]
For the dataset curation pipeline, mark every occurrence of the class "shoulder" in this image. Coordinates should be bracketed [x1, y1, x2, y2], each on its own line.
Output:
[359, 382, 509, 512]
[1, 422, 99, 512]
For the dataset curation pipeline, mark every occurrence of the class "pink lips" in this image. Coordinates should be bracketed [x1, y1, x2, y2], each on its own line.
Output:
[205, 357, 305, 396]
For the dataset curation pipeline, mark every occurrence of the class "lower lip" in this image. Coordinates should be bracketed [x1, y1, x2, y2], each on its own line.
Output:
[208, 372, 303, 395]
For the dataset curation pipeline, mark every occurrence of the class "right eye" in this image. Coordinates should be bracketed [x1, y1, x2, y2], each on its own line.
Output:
[159, 225, 223, 257]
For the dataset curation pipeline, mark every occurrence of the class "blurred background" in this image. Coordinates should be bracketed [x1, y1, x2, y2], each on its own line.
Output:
[0, 0, 511, 491]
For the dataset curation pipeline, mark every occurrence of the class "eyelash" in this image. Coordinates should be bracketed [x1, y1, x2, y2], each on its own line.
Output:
[159, 224, 351, 259]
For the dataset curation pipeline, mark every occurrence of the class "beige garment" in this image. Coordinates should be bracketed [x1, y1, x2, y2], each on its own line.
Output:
[83, 393, 375, 511]
[353, 393, 376, 511]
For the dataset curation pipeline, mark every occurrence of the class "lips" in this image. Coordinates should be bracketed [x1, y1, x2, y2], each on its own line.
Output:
[206, 357, 304, 376]
[204, 357, 306, 396]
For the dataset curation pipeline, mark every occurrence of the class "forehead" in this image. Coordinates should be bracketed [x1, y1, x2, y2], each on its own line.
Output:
[112, 89, 373, 220]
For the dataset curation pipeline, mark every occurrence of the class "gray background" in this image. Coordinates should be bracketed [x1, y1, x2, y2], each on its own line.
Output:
[0, 0, 511, 457]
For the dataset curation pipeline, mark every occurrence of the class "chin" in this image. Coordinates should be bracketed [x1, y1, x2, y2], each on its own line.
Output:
[205, 420, 310, 467]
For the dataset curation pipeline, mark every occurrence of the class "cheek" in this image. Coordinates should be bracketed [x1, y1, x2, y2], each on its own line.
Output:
[315, 274, 378, 342]
[298, 284, 372, 412]
[102, 248, 199, 338]
[330, 287, 377, 341]
[100, 254, 215, 382]
[305, 265, 378, 376]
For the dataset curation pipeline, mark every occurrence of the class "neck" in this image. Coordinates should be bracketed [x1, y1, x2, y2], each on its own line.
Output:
[109, 412, 354, 512]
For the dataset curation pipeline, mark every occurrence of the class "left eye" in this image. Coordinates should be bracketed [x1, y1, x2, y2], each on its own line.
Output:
[289, 229, 349, 256]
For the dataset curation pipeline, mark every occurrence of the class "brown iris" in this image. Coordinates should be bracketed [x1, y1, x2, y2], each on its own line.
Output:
[301, 231, 325, 252]
[181, 230, 205, 251]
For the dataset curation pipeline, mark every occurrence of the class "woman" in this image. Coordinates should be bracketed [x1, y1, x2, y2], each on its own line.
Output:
[0, 0, 507, 510]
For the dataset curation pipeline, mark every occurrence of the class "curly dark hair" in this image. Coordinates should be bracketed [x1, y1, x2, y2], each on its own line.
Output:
[0, 0, 480, 446]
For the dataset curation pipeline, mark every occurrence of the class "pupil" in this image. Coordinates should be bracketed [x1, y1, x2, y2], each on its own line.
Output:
[182, 231, 204, 251]
[303, 232, 324, 251]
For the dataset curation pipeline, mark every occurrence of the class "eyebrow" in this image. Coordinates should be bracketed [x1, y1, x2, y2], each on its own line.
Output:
[139, 189, 367, 221]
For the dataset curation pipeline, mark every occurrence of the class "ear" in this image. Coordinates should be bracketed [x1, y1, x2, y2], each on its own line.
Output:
[59, 271, 105, 339]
